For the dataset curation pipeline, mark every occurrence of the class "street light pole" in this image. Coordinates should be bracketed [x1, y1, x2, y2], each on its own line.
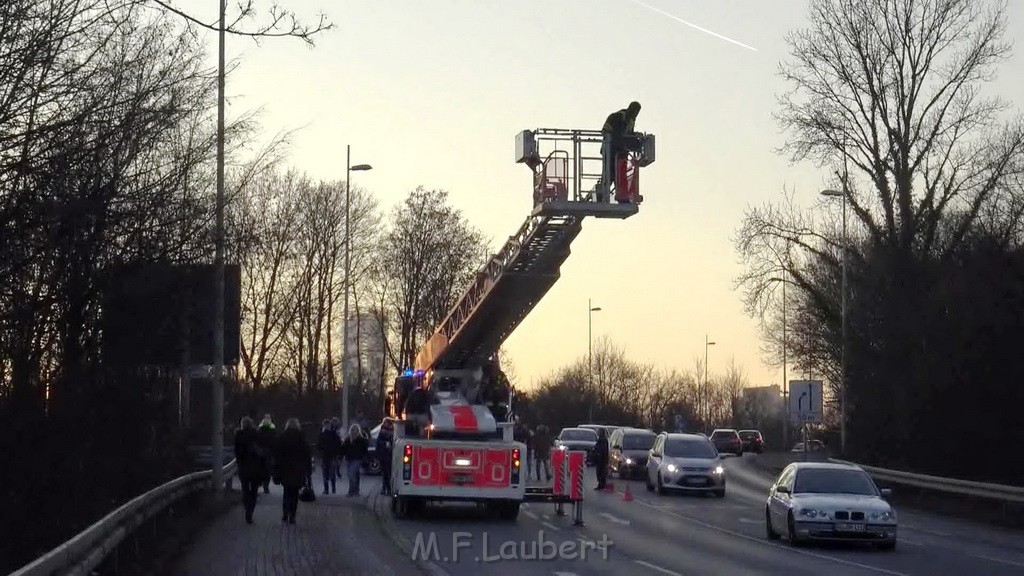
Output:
[342, 146, 373, 431]
[588, 300, 601, 421]
[768, 276, 788, 448]
[211, 0, 226, 497]
[704, 335, 715, 433]
[821, 179, 849, 457]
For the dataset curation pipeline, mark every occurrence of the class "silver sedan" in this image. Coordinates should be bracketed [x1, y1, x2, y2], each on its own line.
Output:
[765, 462, 897, 550]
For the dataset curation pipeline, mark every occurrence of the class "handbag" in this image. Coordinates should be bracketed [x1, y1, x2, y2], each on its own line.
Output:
[299, 485, 316, 502]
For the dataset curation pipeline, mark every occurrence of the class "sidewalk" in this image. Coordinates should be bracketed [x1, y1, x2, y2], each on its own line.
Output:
[170, 474, 429, 576]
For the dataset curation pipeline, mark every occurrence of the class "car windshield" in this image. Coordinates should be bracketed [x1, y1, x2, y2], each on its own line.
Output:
[623, 433, 656, 450]
[739, 431, 758, 439]
[664, 438, 718, 458]
[711, 431, 734, 439]
[560, 429, 597, 441]
[794, 468, 878, 495]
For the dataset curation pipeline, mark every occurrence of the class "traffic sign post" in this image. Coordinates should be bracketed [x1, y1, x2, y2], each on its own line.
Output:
[788, 380, 823, 424]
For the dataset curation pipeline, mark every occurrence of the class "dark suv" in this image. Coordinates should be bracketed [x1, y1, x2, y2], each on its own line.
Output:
[710, 428, 743, 456]
[609, 428, 657, 479]
[738, 429, 764, 454]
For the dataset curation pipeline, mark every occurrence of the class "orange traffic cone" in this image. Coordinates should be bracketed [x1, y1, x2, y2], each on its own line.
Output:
[622, 483, 634, 501]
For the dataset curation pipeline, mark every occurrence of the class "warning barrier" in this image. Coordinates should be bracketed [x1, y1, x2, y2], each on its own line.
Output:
[523, 449, 586, 525]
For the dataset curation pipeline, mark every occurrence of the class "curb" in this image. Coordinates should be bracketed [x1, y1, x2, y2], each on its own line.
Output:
[363, 491, 449, 576]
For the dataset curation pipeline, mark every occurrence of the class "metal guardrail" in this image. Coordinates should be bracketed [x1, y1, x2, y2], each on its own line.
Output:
[11, 460, 238, 576]
[830, 458, 1024, 504]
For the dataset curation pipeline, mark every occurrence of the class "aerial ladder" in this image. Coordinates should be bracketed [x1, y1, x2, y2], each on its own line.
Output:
[384, 127, 655, 521]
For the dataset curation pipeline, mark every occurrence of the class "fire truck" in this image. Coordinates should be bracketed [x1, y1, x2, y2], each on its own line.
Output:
[383, 127, 655, 520]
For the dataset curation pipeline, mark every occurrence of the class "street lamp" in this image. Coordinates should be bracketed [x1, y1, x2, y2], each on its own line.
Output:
[588, 299, 602, 421]
[210, 0, 228, 496]
[342, 145, 373, 431]
[821, 182, 847, 457]
[768, 276, 787, 448]
[704, 335, 716, 433]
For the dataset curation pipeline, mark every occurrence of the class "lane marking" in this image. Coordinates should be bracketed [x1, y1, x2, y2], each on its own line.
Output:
[974, 554, 1024, 568]
[899, 538, 923, 547]
[543, 514, 552, 520]
[634, 559, 684, 576]
[599, 512, 631, 526]
[903, 525, 952, 537]
[542, 521, 562, 532]
[552, 572, 580, 576]
[631, 498, 908, 575]
[524, 510, 539, 520]
[739, 517, 764, 524]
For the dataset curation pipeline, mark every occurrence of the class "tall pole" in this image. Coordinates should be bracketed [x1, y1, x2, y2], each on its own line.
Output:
[587, 300, 601, 422]
[782, 273, 788, 449]
[342, 145, 351, 431]
[211, 0, 226, 496]
[840, 174, 848, 457]
[703, 335, 709, 433]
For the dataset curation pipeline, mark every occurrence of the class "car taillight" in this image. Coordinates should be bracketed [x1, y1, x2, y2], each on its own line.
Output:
[402, 444, 413, 480]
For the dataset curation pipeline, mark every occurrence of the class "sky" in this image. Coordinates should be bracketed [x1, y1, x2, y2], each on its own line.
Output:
[207, 0, 1024, 390]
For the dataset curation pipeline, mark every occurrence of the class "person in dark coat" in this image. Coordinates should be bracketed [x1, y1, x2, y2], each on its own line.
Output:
[234, 416, 268, 524]
[593, 427, 610, 490]
[341, 423, 369, 496]
[599, 101, 641, 201]
[257, 414, 277, 494]
[274, 418, 312, 524]
[317, 419, 342, 494]
[532, 424, 553, 481]
[376, 419, 395, 495]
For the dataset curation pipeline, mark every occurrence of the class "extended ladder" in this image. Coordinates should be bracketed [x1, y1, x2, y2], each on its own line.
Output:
[414, 128, 655, 372]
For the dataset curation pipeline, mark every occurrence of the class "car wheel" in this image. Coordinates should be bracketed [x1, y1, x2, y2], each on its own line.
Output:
[766, 508, 780, 540]
[878, 540, 896, 551]
[366, 456, 382, 475]
[657, 473, 667, 495]
[713, 489, 725, 498]
[787, 512, 801, 546]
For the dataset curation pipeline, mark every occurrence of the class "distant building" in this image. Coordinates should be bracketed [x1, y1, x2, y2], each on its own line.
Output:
[343, 313, 386, 392]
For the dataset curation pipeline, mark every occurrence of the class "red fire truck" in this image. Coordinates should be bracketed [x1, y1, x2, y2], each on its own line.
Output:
[384, 127, 654, 521]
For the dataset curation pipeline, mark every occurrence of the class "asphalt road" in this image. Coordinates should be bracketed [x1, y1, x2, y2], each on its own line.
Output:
[368, 455, 1024, 576]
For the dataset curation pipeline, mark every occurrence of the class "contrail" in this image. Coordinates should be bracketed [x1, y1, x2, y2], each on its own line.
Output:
[626, 0, 758, 52]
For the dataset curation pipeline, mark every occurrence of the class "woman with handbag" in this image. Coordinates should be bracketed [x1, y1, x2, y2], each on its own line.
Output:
[273, 418, 312, 524]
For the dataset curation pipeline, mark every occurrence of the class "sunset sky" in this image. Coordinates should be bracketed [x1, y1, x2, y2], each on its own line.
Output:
[210, 0, 1024, 390]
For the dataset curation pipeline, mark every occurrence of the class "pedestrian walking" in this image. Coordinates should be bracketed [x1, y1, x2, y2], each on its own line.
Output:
[234, 416, 269, 524]
[257, 414, 277, 494]
[593, 427, 610, 490]
[317, 419, 342, 494]
[273, 418, 311, 524]
[376, 419, 395, 495]
[341, 423, 369, 496]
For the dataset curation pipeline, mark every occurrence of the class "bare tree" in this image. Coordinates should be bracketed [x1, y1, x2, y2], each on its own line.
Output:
[377, 186, 487, 370]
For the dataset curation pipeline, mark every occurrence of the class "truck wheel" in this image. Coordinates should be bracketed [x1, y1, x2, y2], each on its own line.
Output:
[393, 496, 408, 519]
[499, 501, 521, 521]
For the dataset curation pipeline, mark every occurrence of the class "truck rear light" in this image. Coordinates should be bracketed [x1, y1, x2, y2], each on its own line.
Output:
[511, 448, 521, 485]
[402, 444, 413, 480]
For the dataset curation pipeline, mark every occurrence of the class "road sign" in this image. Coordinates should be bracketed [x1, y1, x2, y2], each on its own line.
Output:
[788, 380, 823, 423]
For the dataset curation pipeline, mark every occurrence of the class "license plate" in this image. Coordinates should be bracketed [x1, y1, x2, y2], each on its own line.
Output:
[835, 523, 865, 532]
[684, 477, 707, 485]
[450, 473, 473, 484]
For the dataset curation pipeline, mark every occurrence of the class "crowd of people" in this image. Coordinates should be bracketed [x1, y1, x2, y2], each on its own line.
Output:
[232, 411, 395, 525]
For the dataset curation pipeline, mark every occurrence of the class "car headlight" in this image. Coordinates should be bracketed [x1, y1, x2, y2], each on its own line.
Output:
[798, 508, 829, 519]
[870, 510, 896, 521]
[666, 464, 677, 473]
[713, 466, 724, 474]
[625, 458, 633, 465]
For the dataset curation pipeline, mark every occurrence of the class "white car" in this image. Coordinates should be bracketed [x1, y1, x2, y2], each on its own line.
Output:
[765, 462, 897, 550]
[645, 433, 726, 497]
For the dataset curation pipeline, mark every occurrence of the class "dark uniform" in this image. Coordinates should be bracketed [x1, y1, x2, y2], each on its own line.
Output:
[600, 101, 641, 201]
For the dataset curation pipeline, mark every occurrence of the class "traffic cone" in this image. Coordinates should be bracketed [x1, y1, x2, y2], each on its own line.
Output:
[622, 483, 634, 501]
